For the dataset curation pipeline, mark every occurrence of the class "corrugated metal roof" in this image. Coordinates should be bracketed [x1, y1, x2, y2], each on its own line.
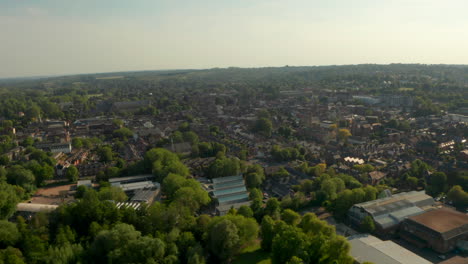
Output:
[351, 191, 434, 230]
[113, 181, 158, 191]
[109, 174, 155, 183]
[218, 193, 249, 204]
[213, 186, 247, 197]
[212, 175, 243, 184]
[349, 234, 432, 264]
[213, 179, 245, 190]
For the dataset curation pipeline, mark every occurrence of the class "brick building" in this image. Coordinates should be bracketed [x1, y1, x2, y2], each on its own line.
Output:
[400, 207, 468, 254]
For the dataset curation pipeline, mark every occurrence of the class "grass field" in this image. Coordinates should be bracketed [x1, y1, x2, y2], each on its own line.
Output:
[233, 240, 271, 264]
[399, 87, 414, 91]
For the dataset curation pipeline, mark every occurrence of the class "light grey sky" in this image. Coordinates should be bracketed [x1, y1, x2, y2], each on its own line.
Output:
[1, 0, 468, 78]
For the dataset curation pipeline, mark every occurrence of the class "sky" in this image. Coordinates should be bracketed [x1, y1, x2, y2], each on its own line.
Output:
[1, 0, 468, 78]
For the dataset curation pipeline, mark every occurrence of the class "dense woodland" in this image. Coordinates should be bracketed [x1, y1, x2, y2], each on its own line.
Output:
[0, 64, 467, 263]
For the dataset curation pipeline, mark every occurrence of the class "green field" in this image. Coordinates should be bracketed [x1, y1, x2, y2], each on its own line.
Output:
[398, 87, 414, 91]
[233, 240, 271, 264]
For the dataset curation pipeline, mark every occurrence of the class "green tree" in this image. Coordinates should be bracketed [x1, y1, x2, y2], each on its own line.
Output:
[45, 243, 83, 264]
[260, 215, 276, 251]
[360, 215, 375, 233]
[0, 182, 21, 219]
[337, 128, 352, 142]
[71, 138, 83, 149]
[237, 206, 253, 218]
[253, 118, 273, 137]
[113, 127, 134, 141]
[0, 155, 9, 166]
[0, 247, 25, 264]
[66, 165, 79, 183]
[447, 185, 468, 209]
[264, 198, 281, 219]
[271, 224, 309, 264]
[98, 187, 127, 202]
[286, 256, 304, 264]
[427, 172, 447, 197]
[281, 209, 301, 226]
[97, 146, 114, 163]
[0, 220, 20, 247]
[207, 219, 240, 262]
[7, 166, 36, 193]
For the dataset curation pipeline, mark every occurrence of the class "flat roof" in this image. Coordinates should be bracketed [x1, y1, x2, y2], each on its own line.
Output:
[348, 234, 432, 264]
[212, 179, 245, 190]
[131, 188, 159, 202]
[212, 175, 243, 184]
[109, 174, 155, 183]
[112, 181, 158, 192]
[439, 256, 468, 264]
[218, 193, 249, 204]
[17, 203, 59, 213]
[408, 207, 468, 234]
[213, 186, 247, 197]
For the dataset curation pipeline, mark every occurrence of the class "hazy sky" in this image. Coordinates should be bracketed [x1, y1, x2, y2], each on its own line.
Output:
[1, 0, 468, 78]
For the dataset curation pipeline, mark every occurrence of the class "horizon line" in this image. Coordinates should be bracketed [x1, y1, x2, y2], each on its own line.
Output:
[2, 62, 468, 81]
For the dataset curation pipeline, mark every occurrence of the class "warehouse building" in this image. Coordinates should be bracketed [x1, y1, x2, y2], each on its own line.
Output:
[110, 175, 160, 205]
[348, 191, 435, 235]
[400, 207, 468, 254]
[348, 234, 432, 264]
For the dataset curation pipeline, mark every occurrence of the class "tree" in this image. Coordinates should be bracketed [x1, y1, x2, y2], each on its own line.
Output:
[0, 182, 21, 219]
[71, 138, 83, 149]
[112, 119, 124, 127]
[7, 166, 36, 193]
[0, 220, 20, 247]
[271, 224, 309, 264]
[98, 186, 127, 202]
[245, 173, 263, 189]
[427, 172, 447, 197]
[0, 155, 9, 166]
[206, 157, 240, 178]
[447, 185, 468, 209]
[45, 243, 83, 264]
[337, 128, 352, 142]
[264, 198, 281, 218]
[237, 206, 253, 218]
[244, 164, 265, 189]
[0, 247, 25, 264]
[273, 167, 290, 179]
[286, 256, 304, 264]
[360, 215, 375, 233]
[253, 118, 273, 137]
[113, 127, 133, 141]
[183, 131, 199, 145]
[207, 219, 240, 261]
[66, 165, 79, 183]
[97, 146, 114, 163]
[20, 137, 34, 147]
[89, 223, 166, 263]
[281, 209, 301, 226]
[172, 187, 211, 213]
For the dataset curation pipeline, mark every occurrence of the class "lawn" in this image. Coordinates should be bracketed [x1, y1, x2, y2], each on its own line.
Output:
[233, 240, 272, 264]
[399, 87, 414, 91]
